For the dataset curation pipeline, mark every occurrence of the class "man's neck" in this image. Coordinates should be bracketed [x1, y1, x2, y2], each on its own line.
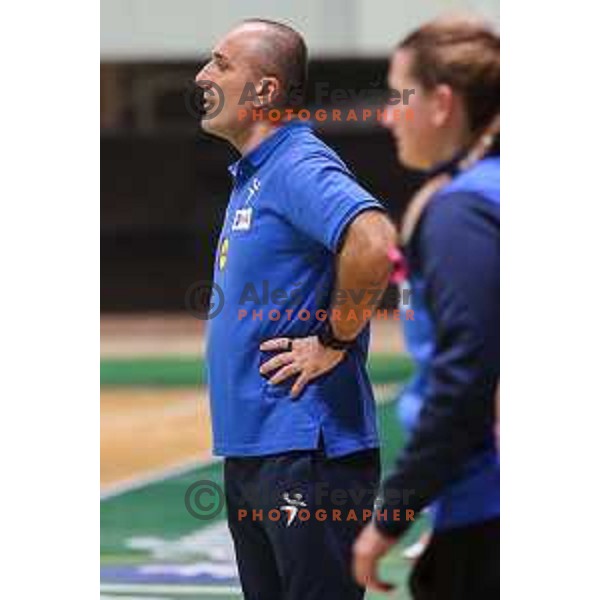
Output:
[232, 121, 281, 156]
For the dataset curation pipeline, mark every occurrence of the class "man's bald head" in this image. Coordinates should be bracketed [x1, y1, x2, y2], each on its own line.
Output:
[237, 19, 308, 109]
[195, 20, 308, 145]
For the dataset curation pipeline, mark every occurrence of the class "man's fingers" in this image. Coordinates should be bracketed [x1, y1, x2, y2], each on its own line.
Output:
[290, 373, 310, 397]
[260, 352, 294, 375]
[269, 363, 301, 385]
[260, 338, 291, 352]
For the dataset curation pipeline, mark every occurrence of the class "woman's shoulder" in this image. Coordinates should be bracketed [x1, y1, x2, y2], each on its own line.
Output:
[438, 156, 500, 205]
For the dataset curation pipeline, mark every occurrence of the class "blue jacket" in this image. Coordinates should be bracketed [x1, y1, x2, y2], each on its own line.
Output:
[379, 155, 500, 535]
[396, 279, 434, 434]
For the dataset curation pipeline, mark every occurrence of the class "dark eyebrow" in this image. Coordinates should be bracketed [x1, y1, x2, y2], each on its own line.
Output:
[212, 51, 229, 63]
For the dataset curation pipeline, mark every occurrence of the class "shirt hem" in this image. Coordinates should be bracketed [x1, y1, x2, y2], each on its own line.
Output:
[213, 435, 379, 459]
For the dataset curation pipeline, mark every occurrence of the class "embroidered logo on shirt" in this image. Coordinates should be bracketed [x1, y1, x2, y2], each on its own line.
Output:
[246, 177, 261, 205]
[218, 237, 229, 270]
[232, 207, 253, 231]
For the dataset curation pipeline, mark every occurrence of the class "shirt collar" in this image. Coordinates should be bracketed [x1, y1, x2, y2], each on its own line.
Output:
[427, 148, 467, 179]
[228, 121, 312, 182]
[427, 137, 500, 179]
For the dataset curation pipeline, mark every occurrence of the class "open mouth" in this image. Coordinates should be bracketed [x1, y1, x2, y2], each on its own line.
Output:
[189, 81, 223, 121]
[202, 91, 218, 114]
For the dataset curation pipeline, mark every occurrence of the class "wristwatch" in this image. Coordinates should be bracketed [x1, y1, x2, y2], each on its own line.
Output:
[317, 319, 356, 351]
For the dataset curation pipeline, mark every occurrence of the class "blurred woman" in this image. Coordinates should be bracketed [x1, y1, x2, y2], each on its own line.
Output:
[353, 17, 500, 599]
[394, 279, 434, 561]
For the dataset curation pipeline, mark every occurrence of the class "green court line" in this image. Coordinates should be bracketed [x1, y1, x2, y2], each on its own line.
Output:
[100, 353, 414, 387]
[101, 389, 425, 598]
[101, 399, 414, 557]
[102, 460, 224, 558]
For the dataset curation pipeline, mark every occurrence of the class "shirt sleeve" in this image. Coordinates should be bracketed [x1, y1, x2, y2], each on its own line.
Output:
[281, 151, 384, 252]
[376, 191, 500, 538]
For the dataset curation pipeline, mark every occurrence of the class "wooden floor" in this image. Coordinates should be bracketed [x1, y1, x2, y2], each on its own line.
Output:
[100, 314, 406, 492]
[101, 314, 207, 358]
[100, 387, 212, 488]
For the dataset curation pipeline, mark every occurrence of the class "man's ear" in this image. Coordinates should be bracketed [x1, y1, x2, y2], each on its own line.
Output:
[253, 76, 281, 109]
[431, 84, 455, 128]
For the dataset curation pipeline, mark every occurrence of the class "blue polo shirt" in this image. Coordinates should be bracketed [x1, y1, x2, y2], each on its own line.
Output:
[206, 121, 384, 457]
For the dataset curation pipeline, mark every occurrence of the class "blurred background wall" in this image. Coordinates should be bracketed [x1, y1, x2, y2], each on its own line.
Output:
[100, 0, 499, 312]
[101, 0, 499, 58]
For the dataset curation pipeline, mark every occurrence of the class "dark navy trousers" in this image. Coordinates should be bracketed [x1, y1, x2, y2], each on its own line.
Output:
[224, 446, 380, 600]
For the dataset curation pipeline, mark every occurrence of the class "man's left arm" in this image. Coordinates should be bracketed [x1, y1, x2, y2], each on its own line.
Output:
[259, 154, 395, 395]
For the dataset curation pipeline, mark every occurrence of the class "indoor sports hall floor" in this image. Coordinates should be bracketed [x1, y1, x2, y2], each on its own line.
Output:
[101, 316, 426, 599]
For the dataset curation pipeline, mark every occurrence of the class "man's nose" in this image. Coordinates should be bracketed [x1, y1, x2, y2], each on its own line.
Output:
[195, 68, 211, 87]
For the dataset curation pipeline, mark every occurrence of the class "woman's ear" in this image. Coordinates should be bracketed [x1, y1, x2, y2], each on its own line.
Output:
[430, 83, 455, 128]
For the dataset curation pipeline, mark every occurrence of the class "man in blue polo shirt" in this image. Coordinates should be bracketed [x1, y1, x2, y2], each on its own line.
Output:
[195, 19, 395, 600]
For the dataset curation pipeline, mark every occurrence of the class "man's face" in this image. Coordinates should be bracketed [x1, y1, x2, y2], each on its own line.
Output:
[383, 49, 440, 170]
[195, 24, 270, 142]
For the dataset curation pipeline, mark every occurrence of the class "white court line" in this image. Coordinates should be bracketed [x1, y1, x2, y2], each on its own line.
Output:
[101, 457, 220, 501]
[100, 583, 241, 596]
[101, 596, 170, 600]
[100, 384, 398, 502]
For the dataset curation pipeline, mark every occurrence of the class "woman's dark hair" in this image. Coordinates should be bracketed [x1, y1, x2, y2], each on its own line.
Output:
[398, 16, 499, 135]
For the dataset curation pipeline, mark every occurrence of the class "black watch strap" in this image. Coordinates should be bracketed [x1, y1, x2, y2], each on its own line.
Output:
[317, 319, 356, 351]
